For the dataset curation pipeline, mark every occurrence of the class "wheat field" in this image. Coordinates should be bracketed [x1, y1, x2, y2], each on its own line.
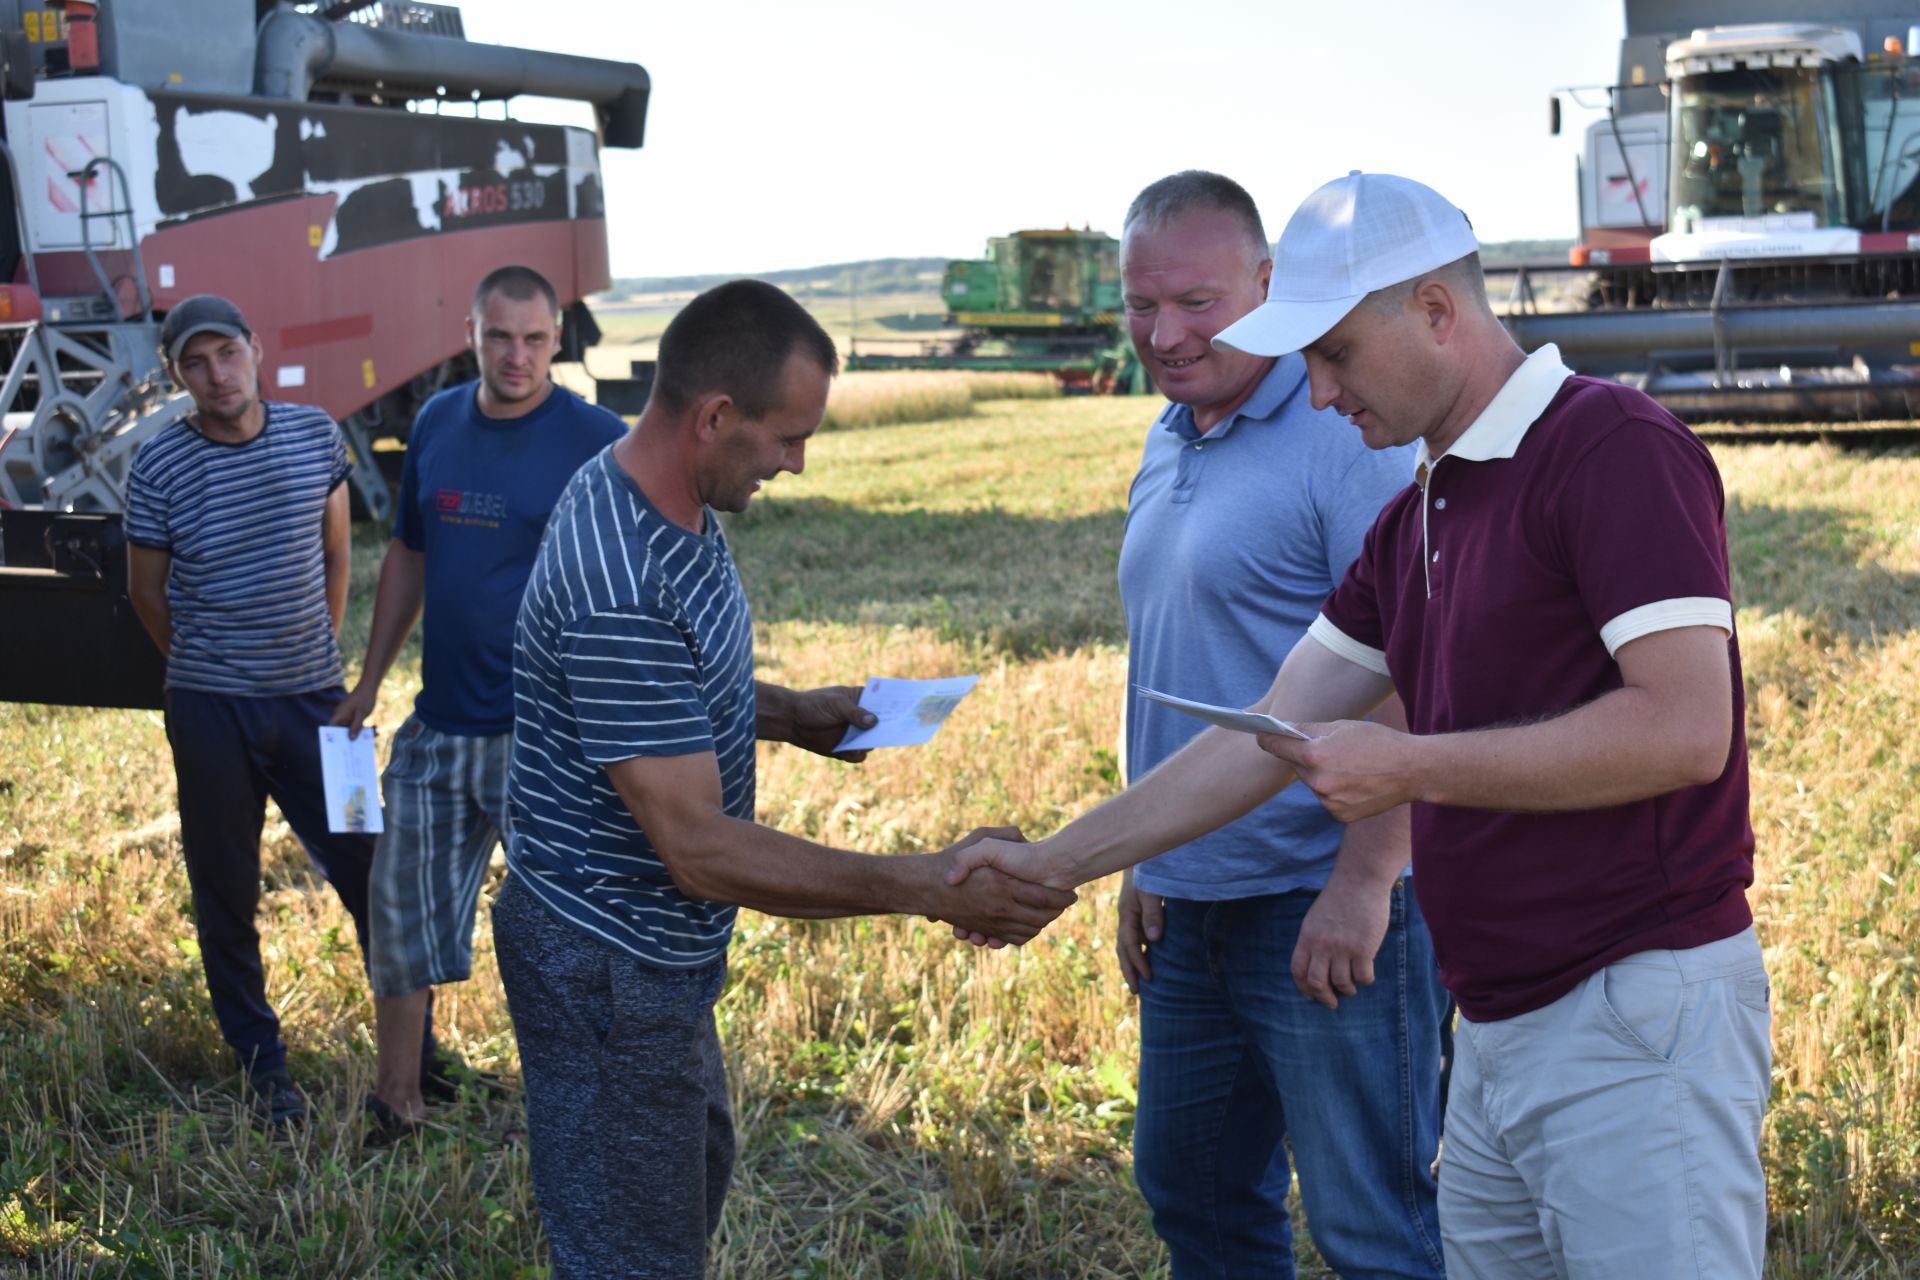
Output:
[3, 392, 1919, 1276]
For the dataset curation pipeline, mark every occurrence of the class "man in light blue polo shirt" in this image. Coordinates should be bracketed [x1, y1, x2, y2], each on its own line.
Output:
[1114, 171, 1448, 1277]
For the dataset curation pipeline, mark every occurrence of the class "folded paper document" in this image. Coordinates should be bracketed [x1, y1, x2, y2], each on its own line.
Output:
[1135, 687, 1311, 740]
[837, 675, 980, 751]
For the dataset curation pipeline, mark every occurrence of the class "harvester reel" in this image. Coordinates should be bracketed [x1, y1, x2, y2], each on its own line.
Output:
[35, 390, 191, 513]
[28, 394, 94, 489]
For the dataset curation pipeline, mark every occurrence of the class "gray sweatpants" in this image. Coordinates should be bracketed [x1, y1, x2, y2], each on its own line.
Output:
[493, 874, 735, 1280]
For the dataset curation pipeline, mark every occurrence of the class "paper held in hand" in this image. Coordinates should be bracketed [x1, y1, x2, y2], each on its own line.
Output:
[317, 726, 384, 834]
[1134, 687, 1312, 740]
[837, 675, 980, 751]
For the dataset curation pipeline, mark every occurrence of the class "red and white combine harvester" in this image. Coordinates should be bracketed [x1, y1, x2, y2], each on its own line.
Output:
[1507, 0, 1920, 421]
[0, 0, 648, 708]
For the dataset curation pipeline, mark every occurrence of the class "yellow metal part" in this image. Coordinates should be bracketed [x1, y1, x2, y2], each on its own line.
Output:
[952, 311, 1116, 328]
[953, 311, 1065, 328]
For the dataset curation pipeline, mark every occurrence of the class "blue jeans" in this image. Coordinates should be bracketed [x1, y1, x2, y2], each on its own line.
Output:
[1133, 882, 1449, 1279]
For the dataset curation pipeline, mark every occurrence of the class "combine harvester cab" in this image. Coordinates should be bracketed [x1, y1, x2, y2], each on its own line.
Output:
[849, 228, 1143, 392]
[1515, 0, 1920, 421]
[0, 0, 648, 709]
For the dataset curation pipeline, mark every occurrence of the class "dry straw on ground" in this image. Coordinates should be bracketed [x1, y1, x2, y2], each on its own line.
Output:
[3, 390, 1918, 1276]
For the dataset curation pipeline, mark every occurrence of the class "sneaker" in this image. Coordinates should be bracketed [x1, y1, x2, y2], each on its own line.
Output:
[362, 1093, 420, 1148]
[247, 1067, 308, 1128]
[420, 1047, 506, 1103]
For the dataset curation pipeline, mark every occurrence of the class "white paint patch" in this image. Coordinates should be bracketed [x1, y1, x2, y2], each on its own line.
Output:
[158, 263, 174, 287]
[276, 364, 306, 388]
[175, 108, 277, 201]
[493, 139, 526, 176]
[562, 127, 600, 223]
[303, 168, 464, 259]
[408, 172, 449, 233]
[299, 117, 327, 141]
[564, 127, 597, 173]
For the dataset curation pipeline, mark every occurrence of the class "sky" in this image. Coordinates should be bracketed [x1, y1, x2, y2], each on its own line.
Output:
[449, 0, 1630, 279]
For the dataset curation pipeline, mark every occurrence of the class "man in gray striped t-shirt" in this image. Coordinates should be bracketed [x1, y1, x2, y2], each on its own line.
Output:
[126, 295, 376, 1128]
[498, 280, 1077, 1278]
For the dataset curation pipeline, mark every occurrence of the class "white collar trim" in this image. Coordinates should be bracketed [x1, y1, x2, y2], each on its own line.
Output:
[1414, 343, 1574, 474]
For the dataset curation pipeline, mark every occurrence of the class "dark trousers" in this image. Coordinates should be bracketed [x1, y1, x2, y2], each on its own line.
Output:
[163, 685, 378, 1077]
[494, 874, 735, 1279]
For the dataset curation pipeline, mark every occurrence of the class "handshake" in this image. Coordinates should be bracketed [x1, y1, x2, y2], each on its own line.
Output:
[922, 826, 1073, 948]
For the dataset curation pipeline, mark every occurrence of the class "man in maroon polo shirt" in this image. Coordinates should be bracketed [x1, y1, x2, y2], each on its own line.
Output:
[949, 171, 1769, 1280]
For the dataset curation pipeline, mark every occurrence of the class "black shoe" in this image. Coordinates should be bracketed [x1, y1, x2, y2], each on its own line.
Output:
[420, 1047, 506, 1103]
[362, 1093, 420, 1147]
[247, 1067, 307, 1128]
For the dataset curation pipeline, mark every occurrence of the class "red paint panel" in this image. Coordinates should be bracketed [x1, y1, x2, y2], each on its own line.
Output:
[281, 313, 374, 350]
[576, 217, 611, 296]
[1579, 226, 1660, 250]
[1861, 231, 1920, 256]
[133, 201, 592, 422]
[0, 285, 41, 323]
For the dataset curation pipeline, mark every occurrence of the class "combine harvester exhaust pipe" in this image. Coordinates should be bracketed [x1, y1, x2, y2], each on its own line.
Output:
[256, 7, 650, 145]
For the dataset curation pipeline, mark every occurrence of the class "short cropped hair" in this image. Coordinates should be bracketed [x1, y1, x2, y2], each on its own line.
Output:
[473, 264, 559, 315]
[1363, 252, 1488, 313]
[1123, 170, 1270, 266]
[651, 279, 839, 420]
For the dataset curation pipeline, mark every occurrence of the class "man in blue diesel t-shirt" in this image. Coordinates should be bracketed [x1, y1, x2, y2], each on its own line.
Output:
[330, 266, 624, 1138]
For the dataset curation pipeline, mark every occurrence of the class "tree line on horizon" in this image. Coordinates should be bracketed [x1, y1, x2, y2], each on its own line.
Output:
[610, 238, 1577, 301]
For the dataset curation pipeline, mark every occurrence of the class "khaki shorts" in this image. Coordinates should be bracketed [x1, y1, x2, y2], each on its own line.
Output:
[1440, 927, 1771, 1279]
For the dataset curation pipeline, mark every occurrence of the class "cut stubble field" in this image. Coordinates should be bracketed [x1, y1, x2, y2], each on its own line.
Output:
[3, 387, 1920, 1277]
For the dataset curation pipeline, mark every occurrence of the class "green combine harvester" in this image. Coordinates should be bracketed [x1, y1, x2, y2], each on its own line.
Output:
[848, 229, 1147, 393]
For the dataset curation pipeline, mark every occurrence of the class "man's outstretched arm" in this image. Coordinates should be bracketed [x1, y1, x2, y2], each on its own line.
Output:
[605, 751, 1075, 943]
[949, 635, 1395, 891]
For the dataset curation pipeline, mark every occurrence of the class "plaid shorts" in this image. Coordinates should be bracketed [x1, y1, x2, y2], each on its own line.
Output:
[367, 715, 512, 998]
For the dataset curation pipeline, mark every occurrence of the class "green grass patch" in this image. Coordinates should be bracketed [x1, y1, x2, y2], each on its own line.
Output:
[4, 427, 1920, 1275]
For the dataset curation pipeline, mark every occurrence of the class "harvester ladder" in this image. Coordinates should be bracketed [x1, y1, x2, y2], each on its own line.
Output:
[0, 141, 182, 513]
[77, 156, 153, 321]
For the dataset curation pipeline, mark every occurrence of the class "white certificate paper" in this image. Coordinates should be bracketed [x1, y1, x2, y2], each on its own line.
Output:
[836, 675, 980, 751]
[1134, 687, 1312, 740]
[318, 726, 384, 833]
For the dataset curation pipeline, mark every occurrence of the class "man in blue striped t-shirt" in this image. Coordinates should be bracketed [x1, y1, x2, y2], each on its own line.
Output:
[125, 295, 375, 1128]
[497, 280, 1077, 1278]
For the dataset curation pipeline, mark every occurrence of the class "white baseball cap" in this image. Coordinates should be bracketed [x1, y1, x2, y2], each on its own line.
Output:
[1212, 171, 1479, 357]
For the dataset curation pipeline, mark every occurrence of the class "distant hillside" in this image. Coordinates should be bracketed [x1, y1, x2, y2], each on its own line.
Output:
[614, 258, 947, 299]
[611, 239, 1576, 300]
[1478, 238, 1576, 265]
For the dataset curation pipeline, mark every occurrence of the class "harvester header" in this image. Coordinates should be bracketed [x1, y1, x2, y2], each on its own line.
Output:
[1509, 0, 1920, 420]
